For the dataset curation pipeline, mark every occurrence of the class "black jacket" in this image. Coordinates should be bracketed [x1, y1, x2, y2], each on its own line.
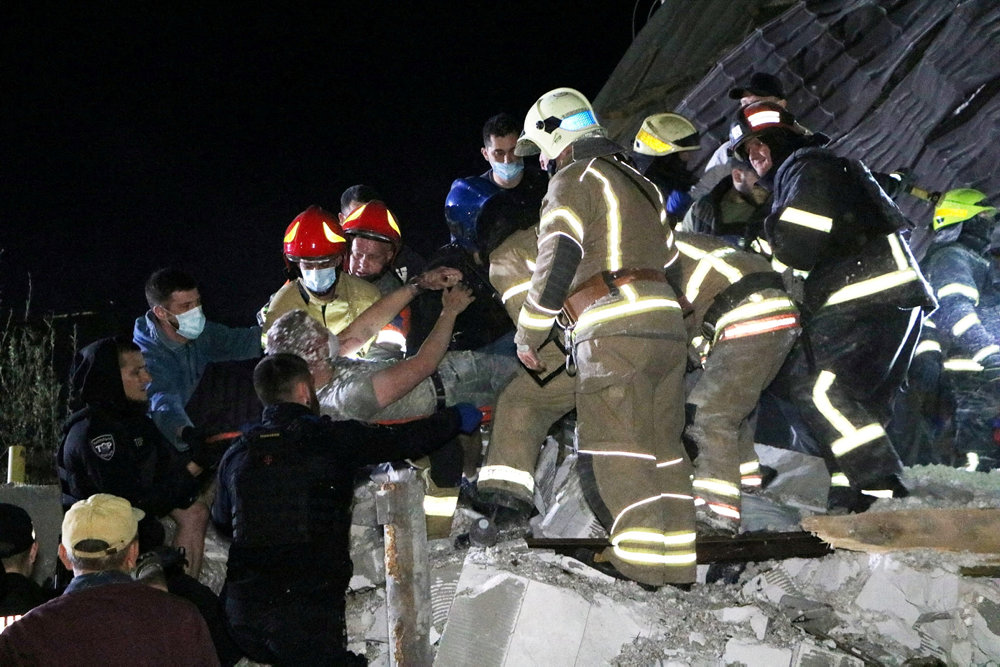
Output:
[56, 338, 200, 519]
[212, 402, 461, 603]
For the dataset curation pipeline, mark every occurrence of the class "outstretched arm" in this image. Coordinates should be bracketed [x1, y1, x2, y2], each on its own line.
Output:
[338, 266, 462, 356]
[370, 284, 474, 408]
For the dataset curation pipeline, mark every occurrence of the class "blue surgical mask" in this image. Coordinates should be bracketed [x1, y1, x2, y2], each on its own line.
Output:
[492, 160, 524, 182]
[169, 306, 206, 340]
[301, 266, 338, 294]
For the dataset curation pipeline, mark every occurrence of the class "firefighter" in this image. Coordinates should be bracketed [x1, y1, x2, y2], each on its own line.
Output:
[340, 200, 410, 352]
[259, 205, 386, 354]
[920, 189, 1000, 471]
[730, 101, 935, 511]
[674, 232, 800, 533]
[509, 88, 695, 587]
[630, 112, 701, 226]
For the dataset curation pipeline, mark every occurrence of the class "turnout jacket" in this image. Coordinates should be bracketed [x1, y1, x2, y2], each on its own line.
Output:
[765, 147, 933, 315]
[515, 137, 684, 349]
[57, 338, 200, 517]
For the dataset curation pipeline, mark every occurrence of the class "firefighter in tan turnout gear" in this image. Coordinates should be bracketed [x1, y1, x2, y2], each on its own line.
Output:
[497, 88, 696, 587]
[674, 232, 800, 533]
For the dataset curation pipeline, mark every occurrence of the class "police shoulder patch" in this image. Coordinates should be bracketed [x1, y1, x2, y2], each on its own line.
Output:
[90, 434, 116, 461]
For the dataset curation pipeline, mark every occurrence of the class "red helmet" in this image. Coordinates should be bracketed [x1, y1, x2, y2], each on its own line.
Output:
[283, 205, 348, 261]
[340, 201, 402, 246]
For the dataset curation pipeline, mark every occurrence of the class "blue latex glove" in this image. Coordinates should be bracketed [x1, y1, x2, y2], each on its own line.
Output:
[454, 403, 483, 434]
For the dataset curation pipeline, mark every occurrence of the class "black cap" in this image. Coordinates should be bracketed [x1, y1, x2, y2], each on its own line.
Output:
[0, 503, 35, 558]
[729, 72, 785, 101]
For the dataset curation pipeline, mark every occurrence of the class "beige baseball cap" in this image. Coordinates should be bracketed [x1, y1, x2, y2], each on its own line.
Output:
[62, 494, 144, 558]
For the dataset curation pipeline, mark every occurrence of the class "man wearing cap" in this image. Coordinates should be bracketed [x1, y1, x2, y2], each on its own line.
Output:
[0, 494, 219, 665]
[508, 88, 695, 588]
[694, 71, 788, 200]
[729, 100, 935, 510]
[0, 503, 51, 630]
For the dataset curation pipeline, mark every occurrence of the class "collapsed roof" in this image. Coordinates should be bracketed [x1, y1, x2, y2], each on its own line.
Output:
[595, 0, 1000, 229]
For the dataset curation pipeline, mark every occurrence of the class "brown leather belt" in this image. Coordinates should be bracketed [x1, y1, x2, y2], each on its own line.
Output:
[562, 268, 666, 323]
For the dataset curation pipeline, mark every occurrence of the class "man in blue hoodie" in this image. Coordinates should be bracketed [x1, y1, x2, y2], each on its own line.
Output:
[133, 268, 262, 455]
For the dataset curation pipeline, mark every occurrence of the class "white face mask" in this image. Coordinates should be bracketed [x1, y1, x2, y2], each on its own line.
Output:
[168, 306, 206, 340]
[301, 266, 337, 294]
[492, 160, 524, 182]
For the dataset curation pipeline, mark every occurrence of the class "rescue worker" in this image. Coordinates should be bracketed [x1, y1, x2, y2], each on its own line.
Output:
[919, 189, 1000, 471]
[339, 184, 425, 285]
[730, 101, 935, 510]
[212, 354, 481, 665]
[630, 112, 701, 225]
[674, 232, 800, 533]
[510, 88, 695, 587]
[259, 205, 460, 358]
[341, 200, 410, 352]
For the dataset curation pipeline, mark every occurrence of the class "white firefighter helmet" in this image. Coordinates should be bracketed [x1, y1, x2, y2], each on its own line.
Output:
[514, 87, 604, 160]
[633, 113, 700, 157]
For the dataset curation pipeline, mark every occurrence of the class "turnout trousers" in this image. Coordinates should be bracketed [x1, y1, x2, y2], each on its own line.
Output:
[575, 335, 696, 587]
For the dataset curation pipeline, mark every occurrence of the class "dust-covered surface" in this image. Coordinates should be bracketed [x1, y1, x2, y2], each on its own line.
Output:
[208, 463, 1000, 666]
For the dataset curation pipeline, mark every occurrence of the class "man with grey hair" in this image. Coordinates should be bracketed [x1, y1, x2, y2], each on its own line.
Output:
[0, 494, 218, 665]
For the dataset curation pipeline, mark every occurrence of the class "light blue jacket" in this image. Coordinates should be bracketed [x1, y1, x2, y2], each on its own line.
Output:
[133, 312, 261, 450]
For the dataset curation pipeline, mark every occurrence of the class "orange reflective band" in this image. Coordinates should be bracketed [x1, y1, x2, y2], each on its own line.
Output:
[718, 314, 800, 341]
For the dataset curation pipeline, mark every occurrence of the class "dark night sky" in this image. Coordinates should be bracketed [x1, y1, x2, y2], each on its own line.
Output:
[1, 3, 642, 327]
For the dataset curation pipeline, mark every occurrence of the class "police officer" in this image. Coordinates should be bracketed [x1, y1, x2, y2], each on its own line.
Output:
[730, 101, 935, 510]
[213, 353, 482, 665]
[511, 88, 695, 587]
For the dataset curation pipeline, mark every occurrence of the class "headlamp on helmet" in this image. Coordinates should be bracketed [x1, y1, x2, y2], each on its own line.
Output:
[932, 188, 997, 231]
[283, 205, 348, 262]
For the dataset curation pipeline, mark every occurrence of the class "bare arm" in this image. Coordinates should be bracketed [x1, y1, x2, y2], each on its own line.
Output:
[338, 266, 463, 357]
[370, 285, 474, 408]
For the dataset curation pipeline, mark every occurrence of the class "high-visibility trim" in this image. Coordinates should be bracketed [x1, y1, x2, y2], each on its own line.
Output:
[636, 128, 673, 154]
[718, 313, 801, 342]
[752, 238, 773, 257]
[692, 477, 740, 499]
[943, 358, 984, 372]
[539, 229, 584, 252]
[831, 423, 886, 457]
[965, 452, 980, 472]
[656, 457, 685, 468]
[611, 529, 698, 566]
[583, 162, 623, 272]
[746, 109, 782, 128]
[812, 370, 887, 457]
[973, 345, 1000, 362]
[861, 488, 893, 499]
[824, 268, 919, 306]
[924, 319, 938, 329]
[675, 240, 743, 302]
[741, 475, 762, 487]
[913, 340, 942, 356]
[375, 329, 407, 349]
[937, 283, 979, 303]
[525, 295, 563, 316]
[952, 313, 980, 337]
[477, 465, 535, 494]
[779, 207, 833, 233]
[539, 207, 584, 242]
[739, 461, 760, 476]
[887, 232, 908, 269]
[517, 307, 556, 332]
[705, 501, 741, 519]
[713, 297, 798, 339]
[610, 492, 694, 536]
[578, 449, 656, 461]
[830, 472, 851, 487]
[575, 297, 680, 332]
[501, 281, 531, 304]
[423, 495, 458, 517]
